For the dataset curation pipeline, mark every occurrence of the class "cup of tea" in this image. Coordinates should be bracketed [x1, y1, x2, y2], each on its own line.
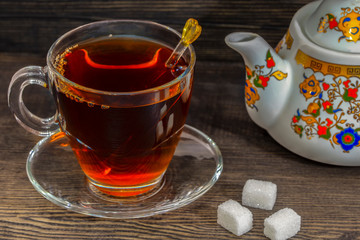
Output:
[8, 20, 195, 197]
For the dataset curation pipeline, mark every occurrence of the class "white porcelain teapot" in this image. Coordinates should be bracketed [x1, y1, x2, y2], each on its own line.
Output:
[225, 0, 360, 165]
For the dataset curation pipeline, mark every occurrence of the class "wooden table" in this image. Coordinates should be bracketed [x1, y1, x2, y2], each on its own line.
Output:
[2, 0, 360, 239]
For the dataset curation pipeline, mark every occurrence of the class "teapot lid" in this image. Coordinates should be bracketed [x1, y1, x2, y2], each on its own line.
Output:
[305, 0, 360, 53]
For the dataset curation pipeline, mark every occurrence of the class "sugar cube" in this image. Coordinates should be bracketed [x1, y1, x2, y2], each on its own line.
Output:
[242, 179, 277, 210]
[217, 199, 253, 236]
[264, 208, 301, 240]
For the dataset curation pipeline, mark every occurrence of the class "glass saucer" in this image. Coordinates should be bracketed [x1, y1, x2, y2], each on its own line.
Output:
[26, 125, 223, 219]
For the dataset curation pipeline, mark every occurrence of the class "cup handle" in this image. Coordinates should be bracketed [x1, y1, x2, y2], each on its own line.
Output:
[8, 66, 59, 137]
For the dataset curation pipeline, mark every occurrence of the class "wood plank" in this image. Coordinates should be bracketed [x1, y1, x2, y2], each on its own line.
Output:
[4, 0, 360, 239]
[0, 0, 313, 61]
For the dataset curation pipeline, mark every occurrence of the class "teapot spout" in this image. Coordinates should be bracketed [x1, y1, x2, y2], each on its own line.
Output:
[225, 32, 286, 71]
[225, 32, 290, 129]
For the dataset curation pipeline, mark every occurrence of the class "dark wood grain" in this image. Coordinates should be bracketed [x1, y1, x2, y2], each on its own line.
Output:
[0, 0, 312, 61]
[4, 0, 360, 239]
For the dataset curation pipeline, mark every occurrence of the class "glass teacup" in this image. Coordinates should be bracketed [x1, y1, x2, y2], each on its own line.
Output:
[8, 20, 195, 197]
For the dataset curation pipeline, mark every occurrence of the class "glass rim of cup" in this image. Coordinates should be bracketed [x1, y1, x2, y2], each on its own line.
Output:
[46, 19, 196, 97]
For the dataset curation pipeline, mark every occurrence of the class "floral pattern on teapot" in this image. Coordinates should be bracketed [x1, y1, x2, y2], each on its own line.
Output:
[291, 50, 360, 152]
[318, 7, 360, 43]
[245, 50, 288, 110]
[275, 30, 294, 52]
